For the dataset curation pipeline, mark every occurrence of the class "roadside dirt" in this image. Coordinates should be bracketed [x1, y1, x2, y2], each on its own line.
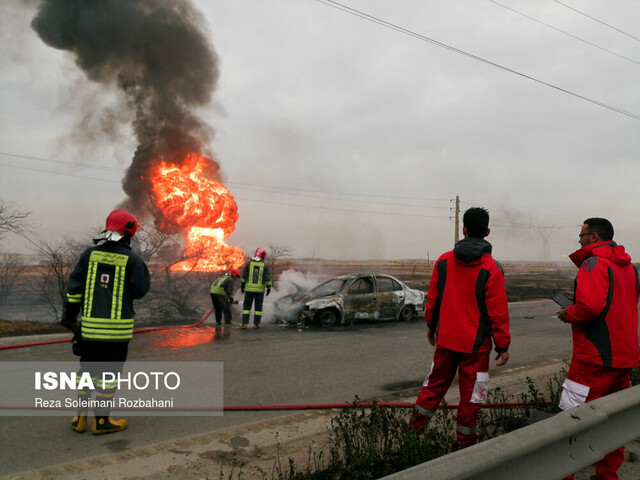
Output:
[0, 319, 66, 337]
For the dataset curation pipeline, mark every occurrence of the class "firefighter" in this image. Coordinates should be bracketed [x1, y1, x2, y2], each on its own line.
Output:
[61, 209, 150, 435]
[209, 269, 241, 325]
[240, 247, 272, 329]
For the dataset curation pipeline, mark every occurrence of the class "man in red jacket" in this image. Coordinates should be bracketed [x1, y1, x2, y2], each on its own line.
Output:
[557, 218, 639, 480]
[410, 207, 511, 450]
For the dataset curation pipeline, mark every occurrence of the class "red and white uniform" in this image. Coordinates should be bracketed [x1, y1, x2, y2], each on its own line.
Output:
[415, 238, 510, 448]
[561, 240, 639, 480]
[425, 239, 510, 354]
[564, 241, 639, 370]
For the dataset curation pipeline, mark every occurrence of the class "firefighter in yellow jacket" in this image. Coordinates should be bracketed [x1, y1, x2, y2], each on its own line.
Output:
[209, 269, 241, 324]
[61, 209, 150, 435]
[240, 248, 272, 329]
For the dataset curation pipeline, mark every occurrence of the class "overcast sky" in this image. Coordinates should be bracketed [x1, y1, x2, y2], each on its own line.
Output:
[1, 0, 639, 262]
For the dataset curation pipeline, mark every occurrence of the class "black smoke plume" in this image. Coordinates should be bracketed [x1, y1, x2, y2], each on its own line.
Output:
[31, 0, 220, 223]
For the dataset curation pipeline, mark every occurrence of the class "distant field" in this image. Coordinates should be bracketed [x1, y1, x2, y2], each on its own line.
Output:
[273, 258, 576, 302]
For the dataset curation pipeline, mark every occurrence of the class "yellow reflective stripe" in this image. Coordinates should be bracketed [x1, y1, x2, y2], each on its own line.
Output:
[210, 276, 227, 294]
[111, 264, 125, 320]
[81, 317, 134, 340]
[110, 265, 118, 319]
[245, 262, 266, 292]
[84, 251, 129, 321]
[82, 317, 133, 325]
[67, 293, 83, 303]
[84, 260, 97, 318]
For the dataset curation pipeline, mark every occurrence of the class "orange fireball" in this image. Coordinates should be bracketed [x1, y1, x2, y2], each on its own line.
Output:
[149, 153, 245, 272]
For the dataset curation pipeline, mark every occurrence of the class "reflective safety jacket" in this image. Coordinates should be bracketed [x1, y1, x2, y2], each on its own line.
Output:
[565, 241, 639, 369]
[65, 240, 150, 342]
[240, 259, 272, 293]
[210, 274, 234, 300]
[425, 238, 510, 354]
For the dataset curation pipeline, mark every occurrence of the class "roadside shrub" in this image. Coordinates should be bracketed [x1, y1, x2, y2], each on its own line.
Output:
[273, 400, 453, 480]
[477, 371, 564, 442]
[324, 401, 452, 479]
[270, 363, 616, 480]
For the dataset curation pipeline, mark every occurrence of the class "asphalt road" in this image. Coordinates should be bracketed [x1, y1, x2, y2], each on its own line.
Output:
[0, 300, 572, 476]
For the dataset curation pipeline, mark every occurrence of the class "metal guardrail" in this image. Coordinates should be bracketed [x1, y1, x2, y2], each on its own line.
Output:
[381, 384, 640, 480]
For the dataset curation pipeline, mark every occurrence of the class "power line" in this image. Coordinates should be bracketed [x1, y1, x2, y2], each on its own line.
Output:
[0, 153, 450, 213]
[229, 182, 448, 209]
[239, 196, 450, 219]
[313, 0, 640, 121]
[552, 0, 640, 43]
[0, 152, 126, 174]
[487, 0, 640, 66]
[0, 162, 122, 184]
[228, 180, 450, 205]
[460, 199, 574, 230]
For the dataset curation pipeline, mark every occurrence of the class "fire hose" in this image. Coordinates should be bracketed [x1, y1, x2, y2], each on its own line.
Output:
[216, 401, 552, 411]
[0, 401, 552, 413]
[0, 311, 553, 410]
[0, 307, 215, 351]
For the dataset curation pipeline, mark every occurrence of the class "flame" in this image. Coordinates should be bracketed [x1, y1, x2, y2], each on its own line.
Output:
[149, 152, 245, 272]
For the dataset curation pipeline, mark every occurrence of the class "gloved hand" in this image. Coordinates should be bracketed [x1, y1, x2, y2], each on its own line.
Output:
[240, 284, 245, 293]
[266, 287, 271, 296]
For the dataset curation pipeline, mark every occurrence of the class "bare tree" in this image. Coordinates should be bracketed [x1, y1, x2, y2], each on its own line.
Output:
[0, 198, 31, 244]
[0, 252, 26, 303]
[132, 225, 207, 322]
[31, 238, 88, 321]
[268, 243, 293, 279]
[131, 226, 177, 263]
[143, 266, 204, 322]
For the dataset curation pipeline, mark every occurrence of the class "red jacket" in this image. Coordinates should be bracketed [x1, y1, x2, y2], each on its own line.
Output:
[566, 241, 639, 369]
[425, 238, 510, 354]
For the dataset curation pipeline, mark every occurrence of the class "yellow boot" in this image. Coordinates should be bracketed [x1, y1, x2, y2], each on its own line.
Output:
[92, 416, 128, 435]
[71, 414, 87, 433]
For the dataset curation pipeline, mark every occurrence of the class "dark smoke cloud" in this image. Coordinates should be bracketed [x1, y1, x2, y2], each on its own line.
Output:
[31, 0, 221, 221]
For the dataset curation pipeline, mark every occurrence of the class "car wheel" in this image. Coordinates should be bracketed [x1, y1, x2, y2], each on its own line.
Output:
[318, 309, 338, 327]
[399, 305, 414, 322]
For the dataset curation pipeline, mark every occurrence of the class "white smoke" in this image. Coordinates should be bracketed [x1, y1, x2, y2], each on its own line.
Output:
[263, 268, 330, 324]
[275, 269, 329, 295]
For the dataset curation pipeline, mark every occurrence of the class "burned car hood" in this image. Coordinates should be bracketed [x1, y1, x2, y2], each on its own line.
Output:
[275, 290, 336, 311]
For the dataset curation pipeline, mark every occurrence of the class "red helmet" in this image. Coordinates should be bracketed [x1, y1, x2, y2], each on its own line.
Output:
[105, 209, 139, 238]
[229, 269, 241, 278]
[254, 247, 266, 258]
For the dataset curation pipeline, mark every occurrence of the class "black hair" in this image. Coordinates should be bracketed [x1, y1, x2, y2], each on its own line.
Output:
[584, 217, 614, 241]
[463, 207, 490, 238]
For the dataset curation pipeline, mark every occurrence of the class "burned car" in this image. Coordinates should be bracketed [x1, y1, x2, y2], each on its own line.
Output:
[274, 274, 425, 327]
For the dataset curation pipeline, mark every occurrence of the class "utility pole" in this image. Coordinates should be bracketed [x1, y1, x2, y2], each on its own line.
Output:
[454, 195, 460, 243]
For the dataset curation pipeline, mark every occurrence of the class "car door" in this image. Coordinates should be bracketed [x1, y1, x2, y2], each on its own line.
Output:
[375, 275, 403, 319]
[342, 276, 380, 322]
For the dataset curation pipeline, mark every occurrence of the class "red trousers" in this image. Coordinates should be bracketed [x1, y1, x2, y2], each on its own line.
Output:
[415, 345, 490, 447]
[561, 360, 632, 480]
